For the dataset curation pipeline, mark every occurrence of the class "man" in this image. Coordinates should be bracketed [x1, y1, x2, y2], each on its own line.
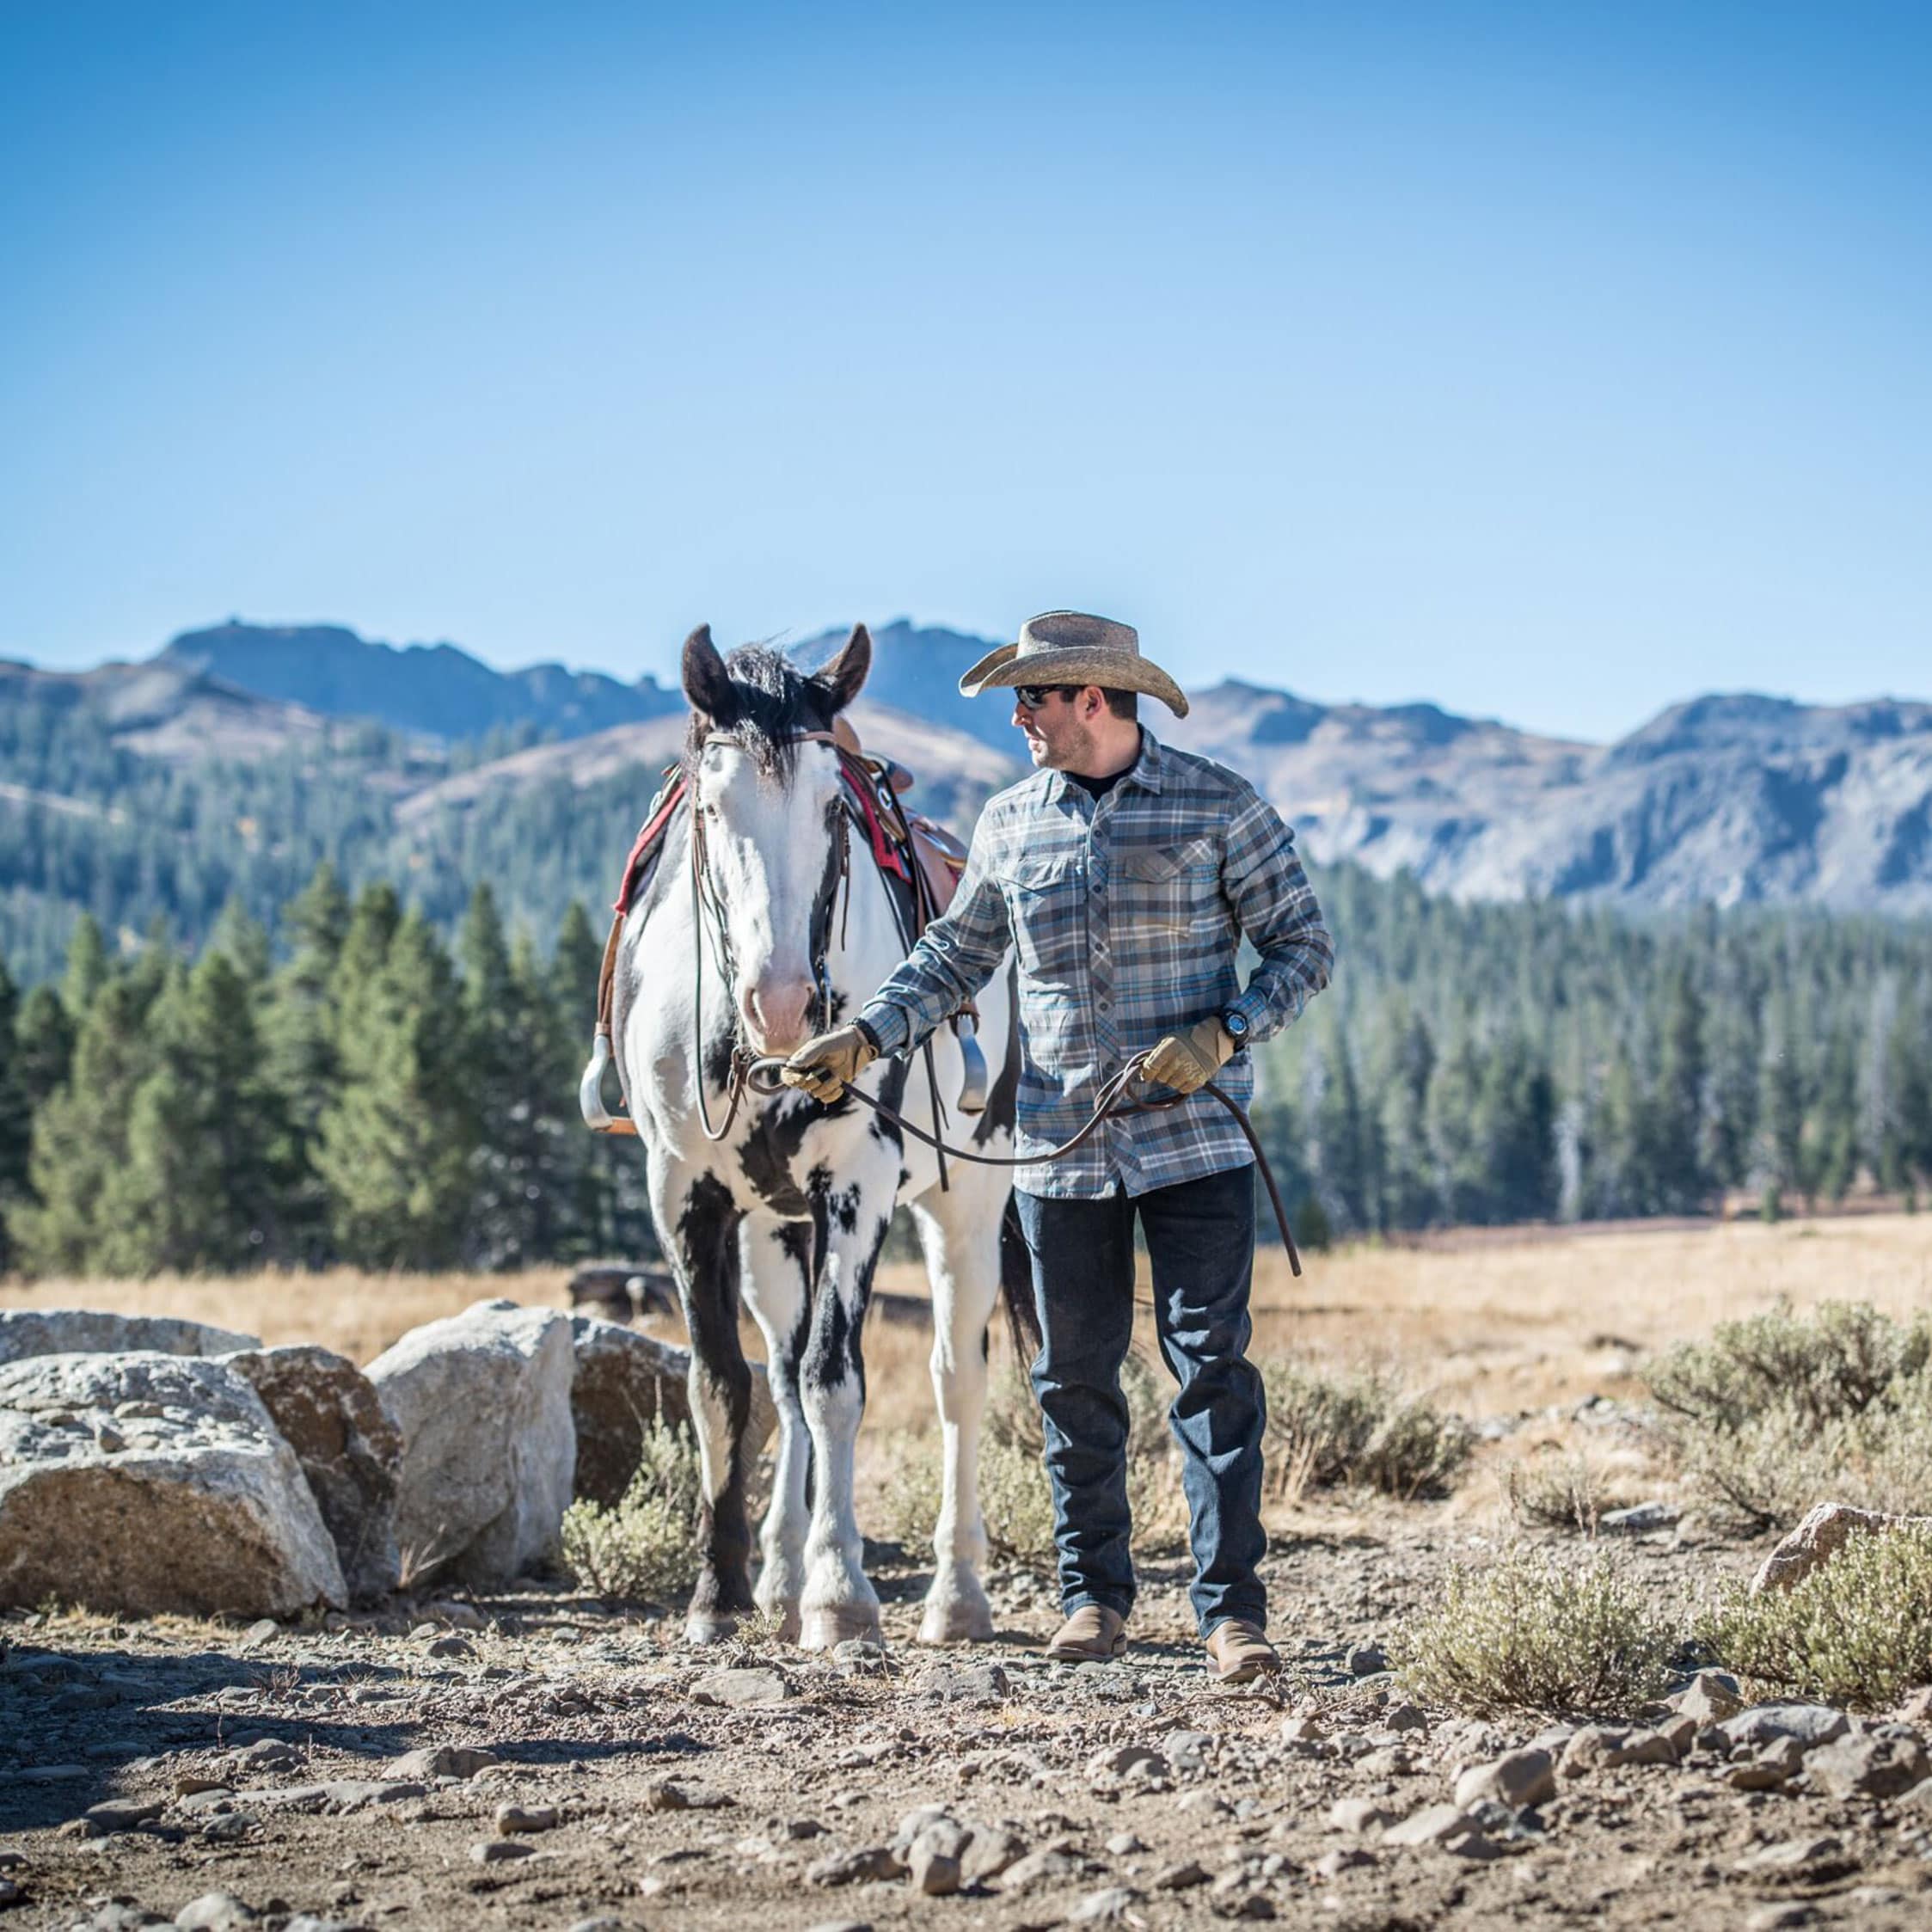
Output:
[783, 610, 1332, 1681]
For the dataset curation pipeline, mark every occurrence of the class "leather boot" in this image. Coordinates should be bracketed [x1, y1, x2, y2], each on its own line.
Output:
[1044, 1604, 1127, 1662]
[1205, 1618, 1279, 1684]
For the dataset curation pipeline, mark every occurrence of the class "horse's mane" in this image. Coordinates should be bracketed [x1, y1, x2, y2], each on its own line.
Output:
[683, 645, 835, 782]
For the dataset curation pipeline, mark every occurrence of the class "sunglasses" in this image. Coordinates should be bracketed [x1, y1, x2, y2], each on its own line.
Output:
[1013, 684, 1080, 711]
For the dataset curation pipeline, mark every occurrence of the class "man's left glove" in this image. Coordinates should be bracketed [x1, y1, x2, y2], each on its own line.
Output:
[1142, 1017, 1238, 1095]
[780, 1024, 879, 1102]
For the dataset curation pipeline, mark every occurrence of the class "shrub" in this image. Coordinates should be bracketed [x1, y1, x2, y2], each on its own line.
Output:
[1260, 1360, 1472, 1501]
[1645, 1302, 1932, 1530]
[1500, 1451, 1634, 1535]
[1390, 1547, 1677, 1715]
[560, 1417, 702, 1604]
[1701, 1523, 1932, 1709]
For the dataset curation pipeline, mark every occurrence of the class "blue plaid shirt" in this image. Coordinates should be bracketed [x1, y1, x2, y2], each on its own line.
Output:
[859, 729, 1333, 1197]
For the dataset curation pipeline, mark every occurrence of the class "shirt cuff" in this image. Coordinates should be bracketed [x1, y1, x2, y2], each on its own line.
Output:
[1226, 988, 1272, 1046]
[857, 999, 911, 1056]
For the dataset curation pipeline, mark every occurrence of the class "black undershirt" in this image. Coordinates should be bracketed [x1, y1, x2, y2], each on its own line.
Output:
[1070, 755, 1138, 800]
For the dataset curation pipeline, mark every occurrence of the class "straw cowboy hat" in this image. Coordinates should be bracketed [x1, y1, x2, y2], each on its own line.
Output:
[958, 610, 1189, 717]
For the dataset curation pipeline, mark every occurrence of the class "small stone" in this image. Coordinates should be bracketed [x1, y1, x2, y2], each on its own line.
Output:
[1346, 1644, 1389, 1678]
[471, 1838, 533, 1863]
[199, 1813, 260, 1843]
[691, 1666, 789, 1708]
[1071, 1888, 1142, 1922]
[1719, 1704, 1850, 1751]
[1151, 1860, 1210, 1889]
[807, 1845, 905, 1886]
[425, 1598, 485, 1628]
[642, 1776, 732, 1812]
[1314, 1847, 1374, 1877]
[1723, 1737, 1807, 1789]
[1329, 1798, 1395, 1833]
[995, 1843, 1088, 1891]
[494, 1802, 559, 1835]
[1088, 1744, 1164, 1778]
[1598, 1501, 1679, 1535]
[175, 1769, 235, 1797]
[173, 1894, 260, 1930]
[1383, 1804, 1487, 1849]
[962, 1825, 1028, 1882]
[1106, 1831, 1147, 1855]
[426, 1635, 475, 1659]
[1735, 1835, 1842, 1874]
[1807, 1732, 1930, 1798]
[1744, 1905, 1819, 1931]
[916, 1660, 1008, 1700]
[84, 1798, 168, 1831]
[1279, 1714, 1322, 1745]
[385, 1743, 499, 1780]
[907, 1820, 969, 1898]
[1383, 1703, 1427, 1733]
[238, 1620, 279, 1650]
[236, 1739, 299, 1771]
[1668, 1671, 1745, 1723]
[1453, 1748, 1556, 1810]
[1559, 1725, 1677, 1775]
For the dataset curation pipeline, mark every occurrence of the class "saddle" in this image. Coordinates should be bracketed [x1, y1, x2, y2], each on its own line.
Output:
[581, 717, 984, 1144]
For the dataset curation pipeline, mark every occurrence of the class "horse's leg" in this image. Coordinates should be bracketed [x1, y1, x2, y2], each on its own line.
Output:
[907, 1176, 1006, 1644]
[796, 1168, 894, 1650]
[739, 1212, 813, 1643]
[652, 1158, 757, 1645]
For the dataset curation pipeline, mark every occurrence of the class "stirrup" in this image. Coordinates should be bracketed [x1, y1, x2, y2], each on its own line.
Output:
[953, 1013, 989, 1115]
[579, 1032, 635, 1135]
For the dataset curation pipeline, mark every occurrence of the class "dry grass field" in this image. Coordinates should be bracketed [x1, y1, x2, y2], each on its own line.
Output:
[11, 1208, 1929, 1424]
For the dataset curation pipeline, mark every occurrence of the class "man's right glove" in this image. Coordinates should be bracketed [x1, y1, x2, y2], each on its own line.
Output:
[780, 1024, 879, 1102]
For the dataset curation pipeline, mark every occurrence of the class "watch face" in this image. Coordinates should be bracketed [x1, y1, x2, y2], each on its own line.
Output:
[1224, 1011, 1248, 1039]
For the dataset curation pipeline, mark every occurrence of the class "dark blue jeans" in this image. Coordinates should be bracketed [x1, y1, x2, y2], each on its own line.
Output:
[1015, 1162, 1267, 1636]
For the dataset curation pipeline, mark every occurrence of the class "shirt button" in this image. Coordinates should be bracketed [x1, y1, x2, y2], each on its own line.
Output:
[1096, 997, 1112, 1013]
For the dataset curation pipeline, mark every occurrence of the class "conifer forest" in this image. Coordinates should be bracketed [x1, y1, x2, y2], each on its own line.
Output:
[2, 856, 1929, 1279]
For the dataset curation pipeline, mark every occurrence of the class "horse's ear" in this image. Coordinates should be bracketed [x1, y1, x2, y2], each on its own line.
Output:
[816, 623, 871, 714]
[681, 624, 735, 724]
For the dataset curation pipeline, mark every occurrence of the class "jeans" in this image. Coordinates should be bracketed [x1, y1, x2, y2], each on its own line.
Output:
[1015, 1162, 1267, 1636]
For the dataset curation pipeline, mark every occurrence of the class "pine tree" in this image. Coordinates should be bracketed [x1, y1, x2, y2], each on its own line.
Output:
[14, 984, 76, 1111]
[1653, 965, 1710, 1211]
[315, 911, 476, 1267]
[459, 885, 524, 1266]
[0, 961, 29, 1268]
[62, 913, 108, 1020]
[206, 898, 272, 985]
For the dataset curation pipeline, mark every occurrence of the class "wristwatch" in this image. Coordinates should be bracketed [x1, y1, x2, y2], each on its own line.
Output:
[1219, 1008, 1250, 1052]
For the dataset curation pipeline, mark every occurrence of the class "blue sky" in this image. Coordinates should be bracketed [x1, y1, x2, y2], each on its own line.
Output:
[1, 0, 1926, 742]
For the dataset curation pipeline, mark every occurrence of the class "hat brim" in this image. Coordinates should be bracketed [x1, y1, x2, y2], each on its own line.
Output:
[958, 642, 1189, 717]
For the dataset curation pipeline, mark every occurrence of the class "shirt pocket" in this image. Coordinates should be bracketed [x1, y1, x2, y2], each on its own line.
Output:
[1115, 837, 1224, 946]
[1004, 852, 1085, 984]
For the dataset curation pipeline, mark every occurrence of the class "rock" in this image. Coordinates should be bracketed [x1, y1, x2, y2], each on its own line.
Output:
[917, 1661, 1009, 1702]
[0, 1309, 258, 1363]
[1744, 1907, 1819, 1932]
[0, 1353, 346, 1616]
[807, 1846, 905, 1886]
[85, 1798, 167, 1831]
[1736, 1835, 1842, 1873]
[961, 1824, 1028, 1882]
[1720, 1704, 1851, 1751]
[1346, 1643, 1389, 1677]
[386, 1744, 499, 1780]
[1279, 1714, 1322, 1745]
[642, 1776, 732, 1811]
[1070, 1889, 1142, 1922]
[1453, 1748, 1555, 1810]
[471, 1838, 532, 1863]
[1598, 1501, 1679, 1535]
[424, 1598, 485, 1629]
[1151, 1860, 1211, 1889]
[1329, 1798, 1395, 1833]
[691, 1666, 790, 1708]
[1316, 1846, 1376, 1877]
[494, 1802, 559, 1835]
[1383, 1804, 1487, 1849]
[426, 1635, 473, 1659]
[174, 1894, 259, 1929]
[1806, 1732, 1930, 1798]
[1751, 1501, 1932, 1595]
[1724, 1738, 1807, 1789]
[907, 1819, 968, 1896]
[1088, 1743, 1163, 1778]
[1656, 1714, 1699, 1757]
[1559, 1726, 1677, 1775]
[996, 1843, 1089, 1890]
[1667, 1670, 1744, 1723]
[221, 1346, 402, 1603]
[366, 1300, 575, 1589]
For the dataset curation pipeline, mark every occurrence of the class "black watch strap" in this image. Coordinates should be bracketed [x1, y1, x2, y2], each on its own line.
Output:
[854, 1016, 884, 1056]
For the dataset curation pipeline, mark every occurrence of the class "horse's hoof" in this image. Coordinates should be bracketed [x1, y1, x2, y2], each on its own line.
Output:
[918, 1600, 996, 1646]
[684, 1612, 739, 1647]
[760, 1603, 802, 1644]
[799, 1604, 884, 1651]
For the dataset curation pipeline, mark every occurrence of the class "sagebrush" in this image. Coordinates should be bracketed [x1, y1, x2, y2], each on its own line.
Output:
[1261, 1359, 1471, 1500]
[1390, 1547, 1677, 1714]
[561, 1417, 702, 1603]
[1701, 1522, 1932, 1709]
[1646, 1301, 1932, 1530]
[1500, 1451, 1637, 1535]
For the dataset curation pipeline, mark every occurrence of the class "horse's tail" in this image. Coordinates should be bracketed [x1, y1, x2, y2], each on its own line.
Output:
[998, 1191, 1041, 1364]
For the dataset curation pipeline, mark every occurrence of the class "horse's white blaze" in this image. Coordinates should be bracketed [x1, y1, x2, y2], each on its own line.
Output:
[614, 657, 1019, 1650]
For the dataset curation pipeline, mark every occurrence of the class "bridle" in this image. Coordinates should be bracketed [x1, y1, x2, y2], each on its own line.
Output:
[686, 727, 850, 1142]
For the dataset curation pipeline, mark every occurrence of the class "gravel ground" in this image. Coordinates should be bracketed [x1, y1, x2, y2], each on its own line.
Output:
[4, 1512, 1931, 1932]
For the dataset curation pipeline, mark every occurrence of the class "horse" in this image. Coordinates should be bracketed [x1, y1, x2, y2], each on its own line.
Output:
[608, 622, 1033, 1649]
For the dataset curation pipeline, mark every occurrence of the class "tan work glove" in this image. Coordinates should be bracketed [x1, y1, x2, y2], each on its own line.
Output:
[1142, 1016, 1238, 1095]
[781, 1024, 879, 1102]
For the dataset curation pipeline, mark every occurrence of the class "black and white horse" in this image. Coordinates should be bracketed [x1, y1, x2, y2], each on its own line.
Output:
[609, 623, 1029, 1648]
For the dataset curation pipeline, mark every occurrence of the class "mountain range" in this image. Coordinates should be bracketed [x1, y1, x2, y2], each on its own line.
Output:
[7, 619, 1932, 926]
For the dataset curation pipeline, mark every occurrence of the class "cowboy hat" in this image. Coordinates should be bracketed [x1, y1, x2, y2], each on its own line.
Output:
[958, 610, 1189, 717]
